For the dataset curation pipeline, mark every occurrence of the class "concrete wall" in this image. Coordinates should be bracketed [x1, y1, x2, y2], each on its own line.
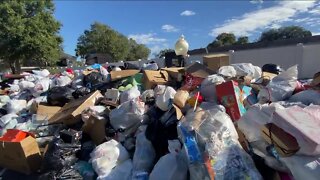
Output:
[301, 44, 320, 78]
[187, 43, 320, 79]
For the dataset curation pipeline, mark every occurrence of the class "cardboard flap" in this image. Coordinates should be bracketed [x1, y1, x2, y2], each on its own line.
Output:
[184, 62, 215, 78]
[111, 70, 140, 81]
[82, 116, 106, 145]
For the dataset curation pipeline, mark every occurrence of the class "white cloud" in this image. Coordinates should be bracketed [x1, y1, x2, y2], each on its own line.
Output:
[128, 33, 166, 44]
[180, 10, 196, 16]
[150, 44, 169, 58]
[210, 1, 317, 37]
[312, 32, 320, 35]
[310, 5, 320, 14]
[250, 0, 263, 4]
[162, 24, 179, 32]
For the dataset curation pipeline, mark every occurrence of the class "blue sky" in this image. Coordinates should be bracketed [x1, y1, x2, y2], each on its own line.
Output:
[54, 0, 320, 58]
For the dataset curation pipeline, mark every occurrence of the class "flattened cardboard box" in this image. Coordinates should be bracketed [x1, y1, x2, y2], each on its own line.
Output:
[82, 116, 107, 145]
[49, 91, 103, 125]
[203, 54, 229, 72]
[161, 67, 184, 80]
[183, 62, 215, 79]
[110, 70, 140, 81]
[31, 102, 62, 124]
[261, 123, 299, 157]
[0, 131, 42, 174]
[143, 70, 171, 90]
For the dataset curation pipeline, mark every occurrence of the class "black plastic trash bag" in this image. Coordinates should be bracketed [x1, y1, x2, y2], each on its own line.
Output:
[72, 87, 91, 99]
[47, 86, 74, 106]
[83, 72, 106, 88]
[124, 62, 140, 70]
[262, 64, 283, 75]
[41, 138, 81, 172]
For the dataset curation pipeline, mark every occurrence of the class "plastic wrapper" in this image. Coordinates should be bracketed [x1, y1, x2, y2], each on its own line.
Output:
[6, 99, 27, 114]
[155, 86, 176, 111]
[218, 66, 237, 78]
[120, 86, 140, 104]
[258, 65, 298, 102]
[231, 63, 262, 79]
[289, 90, 320, 105]
[200, 74, 225, 103]
[109, 98, 145, 131]
[132, 131, 156, 178]
[47, 86, 74, 106]
[98, 159, 133, 180]
[90, 139, 130, 176]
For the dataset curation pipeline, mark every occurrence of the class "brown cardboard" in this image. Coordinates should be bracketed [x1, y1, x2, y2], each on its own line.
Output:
[203, 54, 229, 72]
[261, 123, 300, 157]
[173, 90, 189, 109]
[82, 116, 107, 145]
[173, 104, 183, 120]
[161, 67, 184, 80]
[31, 102, 62, 124]
[110, 70, 140, 81]
[0, 134, 42, 174]
[143, 70, 170, 90]
[49, 91, 103, 125]
[183, 62, 215, 78]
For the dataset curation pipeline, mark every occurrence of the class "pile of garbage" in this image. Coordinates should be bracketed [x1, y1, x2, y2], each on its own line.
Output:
[0, 61, 319, 180]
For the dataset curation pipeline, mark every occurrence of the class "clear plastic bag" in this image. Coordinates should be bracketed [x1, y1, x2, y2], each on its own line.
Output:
[231, 63, 262, 79]
[55, 76, 72, 87]
[218, 66, 237, 78]
[0, 113, 18, 127]
[289, 90, 320, 105]
[18, 80, 35, 90]
[120, 86, 140, 104]
[258, 65, 298, 102]
[132, 131, 156, 178]
[200, 74, 225, 103]
[109, 98, 145, 131]
[6, 99, 27, 114]
[155, 86, 176, 111]
[32, 69, 50, 77]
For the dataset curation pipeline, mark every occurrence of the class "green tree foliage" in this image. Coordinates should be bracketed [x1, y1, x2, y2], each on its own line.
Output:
[126, 39, 150, 61]
[207, 33, 247, 48]
[0, 0, 62, 73]
[76, 22, 150, 62]
[236, 36, 249, 45]
[259, 26, 312, 42]
[156, 49, 175, 58]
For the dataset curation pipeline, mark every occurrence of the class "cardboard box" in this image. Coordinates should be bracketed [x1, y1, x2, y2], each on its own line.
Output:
[0, 129, 42, 174]
[203, 54, 229, 72]
[161, 67, 184, 80]
[216, 81, 257, 121]
[49, 91, 103, 125]
[30, 102, 62, 124]
[110, 70, 140, 81]
[82, 116, 107, 145]
[183, 62, 215, 79]
[143, 70, 170, 90]
[261, 123, 300, 157]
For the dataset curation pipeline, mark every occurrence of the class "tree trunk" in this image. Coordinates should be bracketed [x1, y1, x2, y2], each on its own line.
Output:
[9, 62, 16, 74]
[14, 60, 21, 74]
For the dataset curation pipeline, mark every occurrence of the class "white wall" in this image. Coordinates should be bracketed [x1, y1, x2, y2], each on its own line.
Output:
[301, 44, 320, 79]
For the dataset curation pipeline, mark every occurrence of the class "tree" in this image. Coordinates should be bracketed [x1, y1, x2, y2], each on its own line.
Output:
[156, 49, 175, 58]
[76, 22, 150, 62]
[236, 36, 249, 45]
[207, 33, 237, 48]
[259, 26, 312, 42]
[126, 39, 150, 61]
[0, 0, 62, 73]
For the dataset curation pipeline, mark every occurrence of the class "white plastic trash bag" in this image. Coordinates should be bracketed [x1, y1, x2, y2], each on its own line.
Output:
[109, 98, 145, 131]
[231, 63, 262, 79]
[120, 86, 140, 104]
[155, 86, 176, 111]
[0, 113, 19, 127]
[18, 81, 35, 90]
[200, 74, 225, 103]
[90, 139, 130, 176]
[141, 90, 154, 103]
[32, 69, 50, 77]
[0, 95, 10, 108]
[9, 84, 20, 92]
[258, 65, 298, 102]
[56, 76, 72, 87]
[289, 90, 320, 105]
[98, 159, 133, 180]
[149, 151, 188, 180]
[100, 66, 110, 77]
[6, 99, 27, 114]
[33, 78, 50, 96]
[218, 66, 237, 78]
